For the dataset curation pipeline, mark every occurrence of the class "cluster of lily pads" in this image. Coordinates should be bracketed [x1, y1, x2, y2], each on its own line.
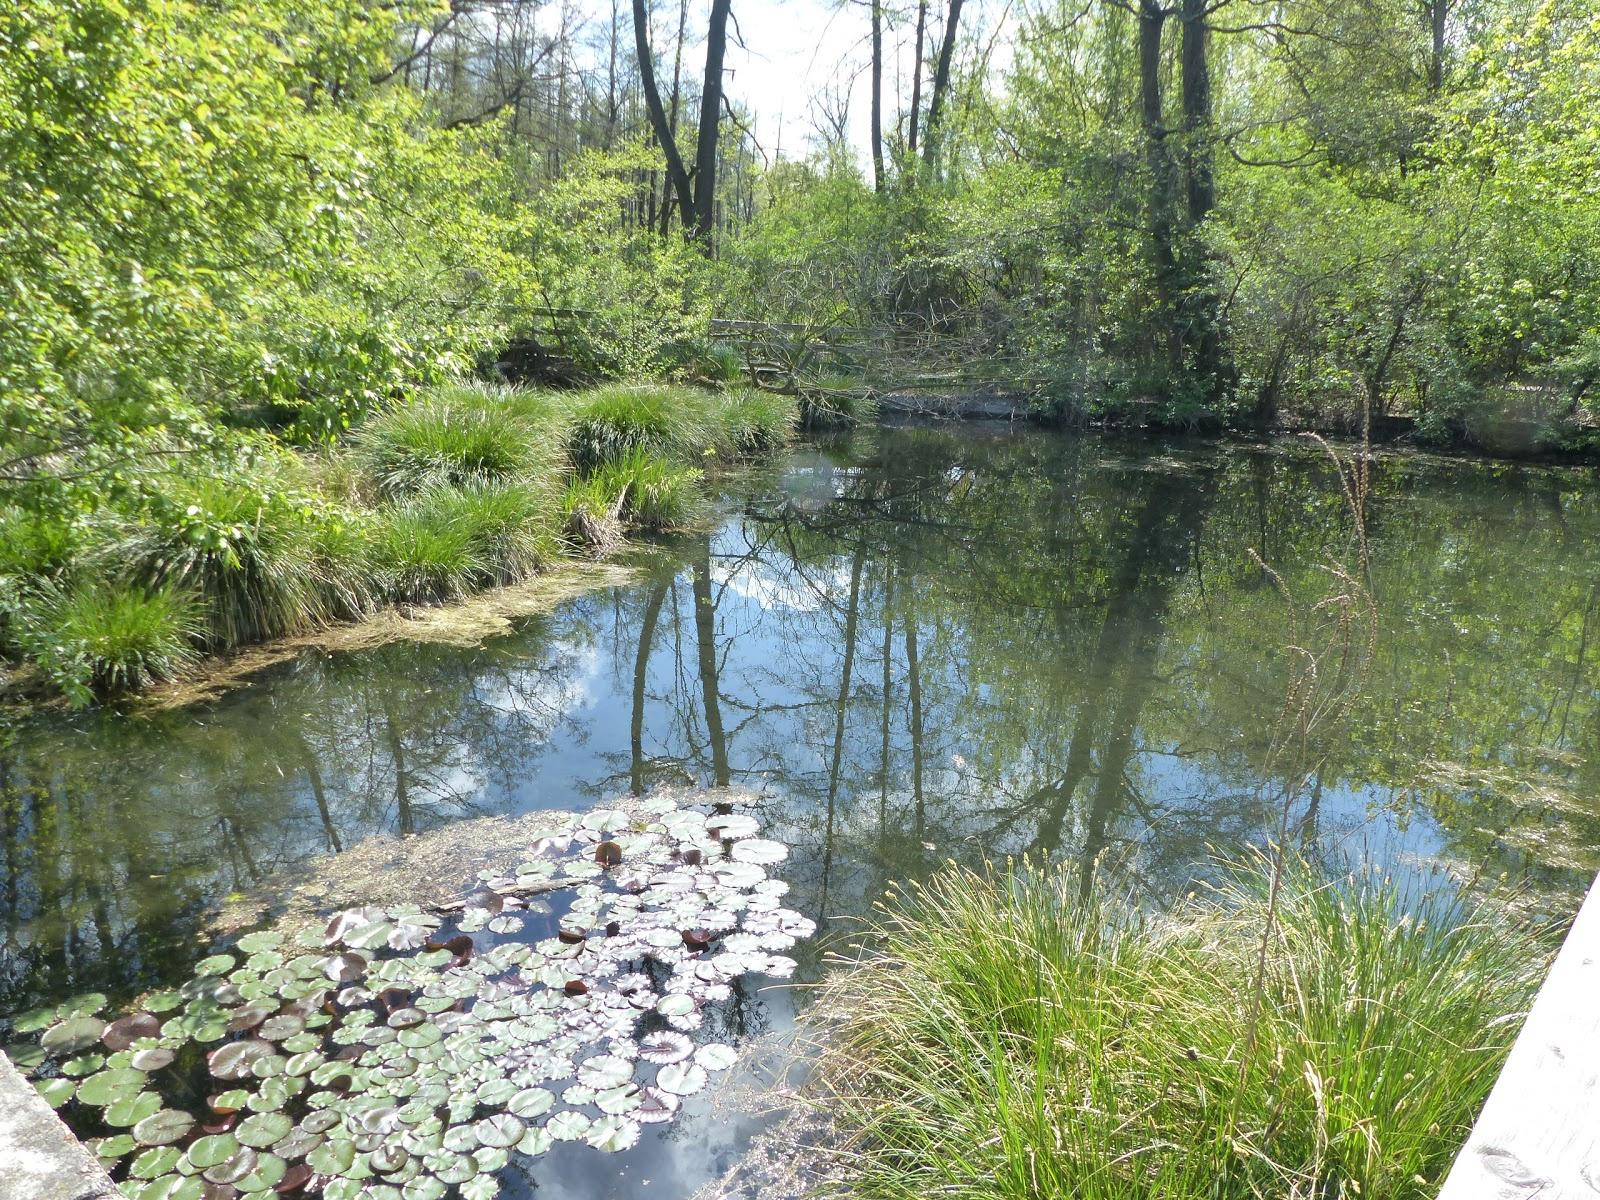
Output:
[5, 795, 813, 1200]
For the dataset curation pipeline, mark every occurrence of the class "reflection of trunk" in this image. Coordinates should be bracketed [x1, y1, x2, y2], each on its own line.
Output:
[297, 734, 342, 853]
[1297, 768, 1324, 849]
[1033, 472, 1215, 856]
[382, 702, 414, 835]
[631, 577, 670, 795]
[878, 566, 895, 833]
[692, 546, 731, 787]
[905, 582, 926, 837]
[821, 545, 866, 915]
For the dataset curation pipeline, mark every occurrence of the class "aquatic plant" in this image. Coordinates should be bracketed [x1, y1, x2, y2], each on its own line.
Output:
[563, 385, 718, 474]
[813, 854, 1548, 1200]
[7, 794, 812, 1200]
[711, 389, 800, 457]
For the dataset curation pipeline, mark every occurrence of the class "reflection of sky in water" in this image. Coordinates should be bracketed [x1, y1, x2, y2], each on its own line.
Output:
[4, 428, 1598, 1198]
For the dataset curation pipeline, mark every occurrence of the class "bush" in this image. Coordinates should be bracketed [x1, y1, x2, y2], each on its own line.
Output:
[16, 579, 201, 703]
[815, 854, 1548, 1200]
[587, 448, 705, 533]
[371, 480, 557, 601]
[358, 383, 556, 498]
[713, 388, 800, 455]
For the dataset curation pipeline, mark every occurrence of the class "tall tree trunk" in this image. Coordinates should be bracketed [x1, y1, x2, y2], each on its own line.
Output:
[1138, 0, 1182, 377]
[633, 0, 694, 231]
[921, 0, 965, 172]
[659, 0, 690, 235]
[908, 0, 928, 153]
[1180, 0, 1213, 228]
[870, 0, 885, 191]
[689, 0, 732, 248]
[1426, 0, 1447, 92]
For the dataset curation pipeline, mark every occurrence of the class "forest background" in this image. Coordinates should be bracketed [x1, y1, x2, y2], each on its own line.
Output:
[4, 0, 1600, 696]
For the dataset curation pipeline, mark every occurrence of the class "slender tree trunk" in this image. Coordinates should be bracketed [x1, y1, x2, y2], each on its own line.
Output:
[877, 566, 895, 833]
[1138, 0, 1182, 377]
[1180, 0, 1213, 228]
[908, 0, 928, 153]
[870, 0, 885, 191]
[690, 0, 733, 248]
[633, 0, 694, 231]
[1426, 0, 1447, 92]
[904, 584, 925, 838]
[921, 0, 966, 172]
[820, 543, 865, 918]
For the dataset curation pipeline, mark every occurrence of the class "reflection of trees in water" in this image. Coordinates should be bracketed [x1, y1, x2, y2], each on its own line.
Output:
[8, 430, 1600, 1016]
[0, 635, 591, 1013]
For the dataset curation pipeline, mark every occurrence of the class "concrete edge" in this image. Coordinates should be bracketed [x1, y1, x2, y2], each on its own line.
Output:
[0, 1050, 120, 1200]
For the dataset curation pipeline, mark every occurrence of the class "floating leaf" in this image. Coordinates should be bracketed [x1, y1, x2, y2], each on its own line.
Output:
[60, 1052, 106, 1077]
[186, 1132, 241, 1170]
[133, 1109, 196, 1148]
[473, 1113, 525, 1149]
[201, 1145, 261, 1185]
[460, 1177, 501, 1200]
[5, 1042, 45, 1072]
[34, 1077, 75, 1107]
[696, 1043, 739, 1071]
[322, 953, 368, 984]
[131, 1047, 176, 1072]
[101, 1014, 161, 1052]
[584, 1114, 641, 1152]
[57, 992, 108, 1018]
[638, 1031, 694, 1065]
[209, 1039, 274, 1081]
[655, 994, 695, 1018]
[369, 1145, 410, 1174]
[41, 1016, 107, 1056]
[656, 1061, 708, 1096]
[258, 1014, 305, 1042]
[142, 991, 184, 1014]
[76, 1067, 147, 1107]
[138, 1175, 205, 1200]
[545, 1110, 591, 1141]
[634, 1086, 681, 1124]
[104, 1089, 162, 1127]
[11, 1006, 56, 1033]
[596, 1084, 643, 1115]
[576, 1054, 632, 1089]
[196, 955, 237, 977]
[507, 1087, 554, 1119]
[703, 814, 759, 839]
[236, 1112, 293, 1148]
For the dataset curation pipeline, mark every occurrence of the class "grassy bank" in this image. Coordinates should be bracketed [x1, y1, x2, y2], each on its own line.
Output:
[813, 856, 1550, 1200]
[0, 383, 796, 705]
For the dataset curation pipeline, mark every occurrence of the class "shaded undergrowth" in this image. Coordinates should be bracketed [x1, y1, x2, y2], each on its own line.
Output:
[0, 382, 796, 704]
[812, 855, 1550, 1200]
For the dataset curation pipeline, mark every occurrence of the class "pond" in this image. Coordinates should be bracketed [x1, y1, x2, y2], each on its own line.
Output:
[4, 423, 1599, 1198]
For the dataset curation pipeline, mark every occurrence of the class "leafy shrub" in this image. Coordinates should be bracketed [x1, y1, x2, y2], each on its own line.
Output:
[359, 383, 556, 498]
[16, 579, 201, 703]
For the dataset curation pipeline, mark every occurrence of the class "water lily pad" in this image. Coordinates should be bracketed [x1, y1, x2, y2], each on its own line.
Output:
[142, 991, 184, 1014]
[507, 1087, 554, 1119]
[197, 954, 237, 977]
[656, 1061, 708, 1096]
[696, 1043, 738, 1071]
[76, 1066, 148, 1107]
[638, 1031, 693, 1065]
[460, 1177, 501, 1200]
[576, 1053, 633, 1089]
[131, 1047, 177, 1072]
[209, 1039, 274, 1080]
[401, 1176, 447, 1200]
[235, 1112, 293, 1148]
[585, 1114, 641, 1152]
[306, 1137, 357, 1175]
[34, 1077, 76, 1107]
[41, 1016, 107, 1056]
[102, 1013, 162, 1052]
[634, 1086, 681, 1123]
[90, 1133, 136, 1160]
[57, 992, 108, 1018]
[134, 1109, 196, 1147]
[131, 1146, 185, 1179]
[396, 1024, 441, 1049]
[257, 1014, 304, 1042]
[186, 1133, 241, 1170]
[104, 1089, 163, 1127]
[545, 1110, 591, 1141]
[473, 1113, 525, 1148]
[60, 1051, 106, 1077]
[201, 1145, 260, 1185]
[5, 1042, 45, 1072]
[704, 814, 760, 839]
[369, 1144, 410, 1175]
[323, 953, 369, 984]
[596, 1084, 643, 1115]
[11, 1006, 56, 1034]
[138, 1176, 205, 1200]
[655, 994, 696, 1018]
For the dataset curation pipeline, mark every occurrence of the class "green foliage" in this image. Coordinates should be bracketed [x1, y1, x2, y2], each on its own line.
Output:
[588, 448, 705, 533]
[817, 854, 1548, 1200]
[359, 383, 555, 498]
[14, 579, 201, 703]
[564, 384, 717, 473]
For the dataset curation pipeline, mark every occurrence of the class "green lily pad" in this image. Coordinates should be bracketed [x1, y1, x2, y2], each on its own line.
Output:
[141, 992, 183, 1014]
[306, 1137, 357, 1175]
[507, 1087, 554, 1119]
[402, 1177, 447, 1200]
[133, 1109, 195, 1147]
[60, 1052, 106, 1077]
[131, 1146, 185, 1179]
[201, 1145, 260, 1185]
[76, 1067, 148, 1107]
[104, 1090, 162, 1128]
[57, 992, 108, 1018]
[131, 1047, 176, 1072]
[34, 1077, 76, 1107]
[11, 1006, 57, 1033]
[5, 1042, 45, 1072]
[185, 1132, 240, 1170]
[396, 1024, 441, 1049]
[137, 1176, 205, 1200]
[232, 1151, 286, 1191]
[196, 954, 237, 976]
[41, 1016, 107, 1056]
[91, 1134, 137, 1160]
[235, 1112, 293, 1148]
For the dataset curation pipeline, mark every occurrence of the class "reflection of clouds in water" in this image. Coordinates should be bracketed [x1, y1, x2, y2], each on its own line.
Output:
[711, 558, 853, 613]
[481, 637, 603, 717]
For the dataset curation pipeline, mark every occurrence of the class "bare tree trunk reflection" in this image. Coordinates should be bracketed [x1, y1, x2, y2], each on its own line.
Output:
[692, 543, 731, 787]
[631, 576, 670, 795]
[821, 543, 866, 916]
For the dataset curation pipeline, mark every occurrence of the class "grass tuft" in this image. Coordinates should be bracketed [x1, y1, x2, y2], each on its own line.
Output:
[563, 383, 717, 472]
[359, 382, 555, 498]
[16, 578, 201, 702]
[814, 854, 1548, 1200]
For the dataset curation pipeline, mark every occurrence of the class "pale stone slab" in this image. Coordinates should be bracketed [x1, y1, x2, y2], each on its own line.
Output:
[0, 1050, 117, 1200]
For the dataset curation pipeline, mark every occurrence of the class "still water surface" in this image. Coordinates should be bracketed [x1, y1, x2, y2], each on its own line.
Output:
[4, 425, 1599, 1194]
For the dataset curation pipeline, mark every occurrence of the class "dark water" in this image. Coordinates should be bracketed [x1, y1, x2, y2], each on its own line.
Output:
[4, 425, 1600, 1195]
